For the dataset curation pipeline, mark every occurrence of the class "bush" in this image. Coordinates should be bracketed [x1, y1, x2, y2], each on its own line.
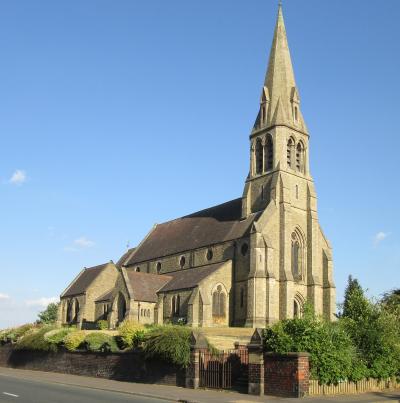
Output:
[341, 277, 400, 379]
[143, 325, 192, 368]
[44, 327, 76, 348]
[0, 324, 35, 345]
[15, 326, 58, 352]
[97, 320, 108, 330]
[118, 320, 146, 349]
[263, 307, 367, 384]
[64, 330, 86, 351]
[84, 332, 119, 353]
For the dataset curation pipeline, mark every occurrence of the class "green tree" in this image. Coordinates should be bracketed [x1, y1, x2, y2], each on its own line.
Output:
[381, 289, 400, 318]
[37, 302, 59, 324]
[341, 275, 370, 320]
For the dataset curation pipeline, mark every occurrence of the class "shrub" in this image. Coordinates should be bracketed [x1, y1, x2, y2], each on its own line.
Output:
[64, 330, 86, 351]
[15, 326, 58, 352]
[118, 320, 146, 349]
[97, 320, 108, 330]
[143, 325, 192, 367]
[84, 332, 119, 353]
[263, 307, 367, 384]
[341, 277, 400, 379]
[44, 327, 76, 348]
[0, 324, 35, 344]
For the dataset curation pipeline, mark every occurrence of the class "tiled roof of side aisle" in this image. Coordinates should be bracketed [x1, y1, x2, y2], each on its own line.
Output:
[124, 270, 172, 303]
[62, 263, 108, 297]
[123, 198, 259, 266]
[158, 262, 226, 293]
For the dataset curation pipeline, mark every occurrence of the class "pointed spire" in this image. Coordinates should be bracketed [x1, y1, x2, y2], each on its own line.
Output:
[254, 4, 308, 133]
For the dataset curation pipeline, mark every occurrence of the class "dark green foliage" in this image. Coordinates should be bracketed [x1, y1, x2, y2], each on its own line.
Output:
[15, 326, 58, 352]
[37, 303, 59, 324]
[83, 332, 119, 353]
[143, 326, 192, 368]
[341, 275, 370, 320]
[341, 279, 400, 379]
[263, 307, 367, 384]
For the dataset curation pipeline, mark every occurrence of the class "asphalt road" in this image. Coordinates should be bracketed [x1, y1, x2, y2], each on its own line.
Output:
[0, 374, 170, 403]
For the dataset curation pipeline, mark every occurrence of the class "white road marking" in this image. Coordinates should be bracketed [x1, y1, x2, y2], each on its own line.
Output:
[2, 392, 19, 397]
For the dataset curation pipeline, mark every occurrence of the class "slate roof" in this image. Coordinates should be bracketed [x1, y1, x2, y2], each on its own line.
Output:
[123, 198, 258, 266]
[116, 247, 136, 268]
[125, 270, 172, 303]
[62, 263, 108, 297]
[95, 289, 114, 303]
[158, 262, 226, 293]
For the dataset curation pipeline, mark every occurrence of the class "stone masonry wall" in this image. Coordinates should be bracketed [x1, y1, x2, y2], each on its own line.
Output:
[0, 346, 185, 387]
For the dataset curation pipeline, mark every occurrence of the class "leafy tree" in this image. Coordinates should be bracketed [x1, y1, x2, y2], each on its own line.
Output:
[381, 289, 400, 318]
[37, 302, 59, 324]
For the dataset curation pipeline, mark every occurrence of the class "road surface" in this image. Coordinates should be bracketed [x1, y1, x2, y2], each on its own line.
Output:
[0, 374, 169, 403]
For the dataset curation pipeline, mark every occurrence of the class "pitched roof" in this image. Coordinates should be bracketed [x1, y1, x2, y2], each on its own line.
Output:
[62, 263, 108, 298]
[95, 289, 114, 303]
[125, 270, 172, 303]
[123, 198, 258, 266]
[158, 262, 226, 293]
[116, 247, 136, 268]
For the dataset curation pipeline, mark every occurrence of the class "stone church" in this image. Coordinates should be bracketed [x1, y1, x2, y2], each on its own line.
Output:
[58, 5, 336, 329]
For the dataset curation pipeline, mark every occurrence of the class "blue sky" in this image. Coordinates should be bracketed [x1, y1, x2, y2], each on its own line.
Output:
[0, 1, 399, 328]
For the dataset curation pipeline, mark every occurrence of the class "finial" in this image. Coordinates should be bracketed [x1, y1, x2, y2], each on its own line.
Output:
[278, 0, 282, 7]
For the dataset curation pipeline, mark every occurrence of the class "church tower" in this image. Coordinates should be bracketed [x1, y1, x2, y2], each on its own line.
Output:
[242, 5, 336, 326]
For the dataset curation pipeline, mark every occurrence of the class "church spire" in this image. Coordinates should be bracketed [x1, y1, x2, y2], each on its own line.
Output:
[254, 4, 308, 134]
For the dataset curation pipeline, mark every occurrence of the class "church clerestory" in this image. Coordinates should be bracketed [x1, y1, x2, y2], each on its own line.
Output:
[58, 5, 336, 329]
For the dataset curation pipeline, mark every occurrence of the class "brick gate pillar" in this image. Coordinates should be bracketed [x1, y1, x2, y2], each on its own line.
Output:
[247, 328, 264, 395]
[185, 332, 208, 389]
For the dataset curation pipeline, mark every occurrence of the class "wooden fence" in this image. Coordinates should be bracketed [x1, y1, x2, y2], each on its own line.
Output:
[309, 378, 400, 396]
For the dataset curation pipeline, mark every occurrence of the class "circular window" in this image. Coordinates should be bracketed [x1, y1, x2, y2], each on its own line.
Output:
[206, 248, 213, 261]
[179, 256, 186, 268]
[241, 243, 249, 256]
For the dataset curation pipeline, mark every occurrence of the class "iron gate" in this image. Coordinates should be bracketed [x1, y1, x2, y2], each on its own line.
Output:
[199, 348, 248, 391]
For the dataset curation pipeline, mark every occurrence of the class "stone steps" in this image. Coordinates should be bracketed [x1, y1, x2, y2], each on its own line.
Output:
[199, 327, 256, 350]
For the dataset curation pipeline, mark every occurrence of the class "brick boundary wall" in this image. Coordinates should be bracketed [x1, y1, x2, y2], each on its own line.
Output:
[264, 352, 310, 398]
[0, 345, 185, 387]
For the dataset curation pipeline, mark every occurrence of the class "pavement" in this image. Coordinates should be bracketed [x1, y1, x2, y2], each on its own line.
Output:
[0, 367, 398, 403]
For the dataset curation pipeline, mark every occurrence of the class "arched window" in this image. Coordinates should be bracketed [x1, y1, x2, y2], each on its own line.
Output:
[255, 138, 263, 174]
[287, 138, 294, 168]
[294, 300, 300, 318]
[212, 285, 227, 319]
[291, 230, 304, 281]
[294, 106, 298, 122]
[264, 134, 273, 171]
[179, 256, 186, 268]
[66, 300, 73, 323]
[172, 295, 180, 316]
[73, 299, 80, 322]
[206, 248, 213, 261]
[135, 266, 140, 272]
[296, 142, 304, 173]
[293, 294, 305, 319]
[156, 262, 162, 274]
[117, 293, 127, 324]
